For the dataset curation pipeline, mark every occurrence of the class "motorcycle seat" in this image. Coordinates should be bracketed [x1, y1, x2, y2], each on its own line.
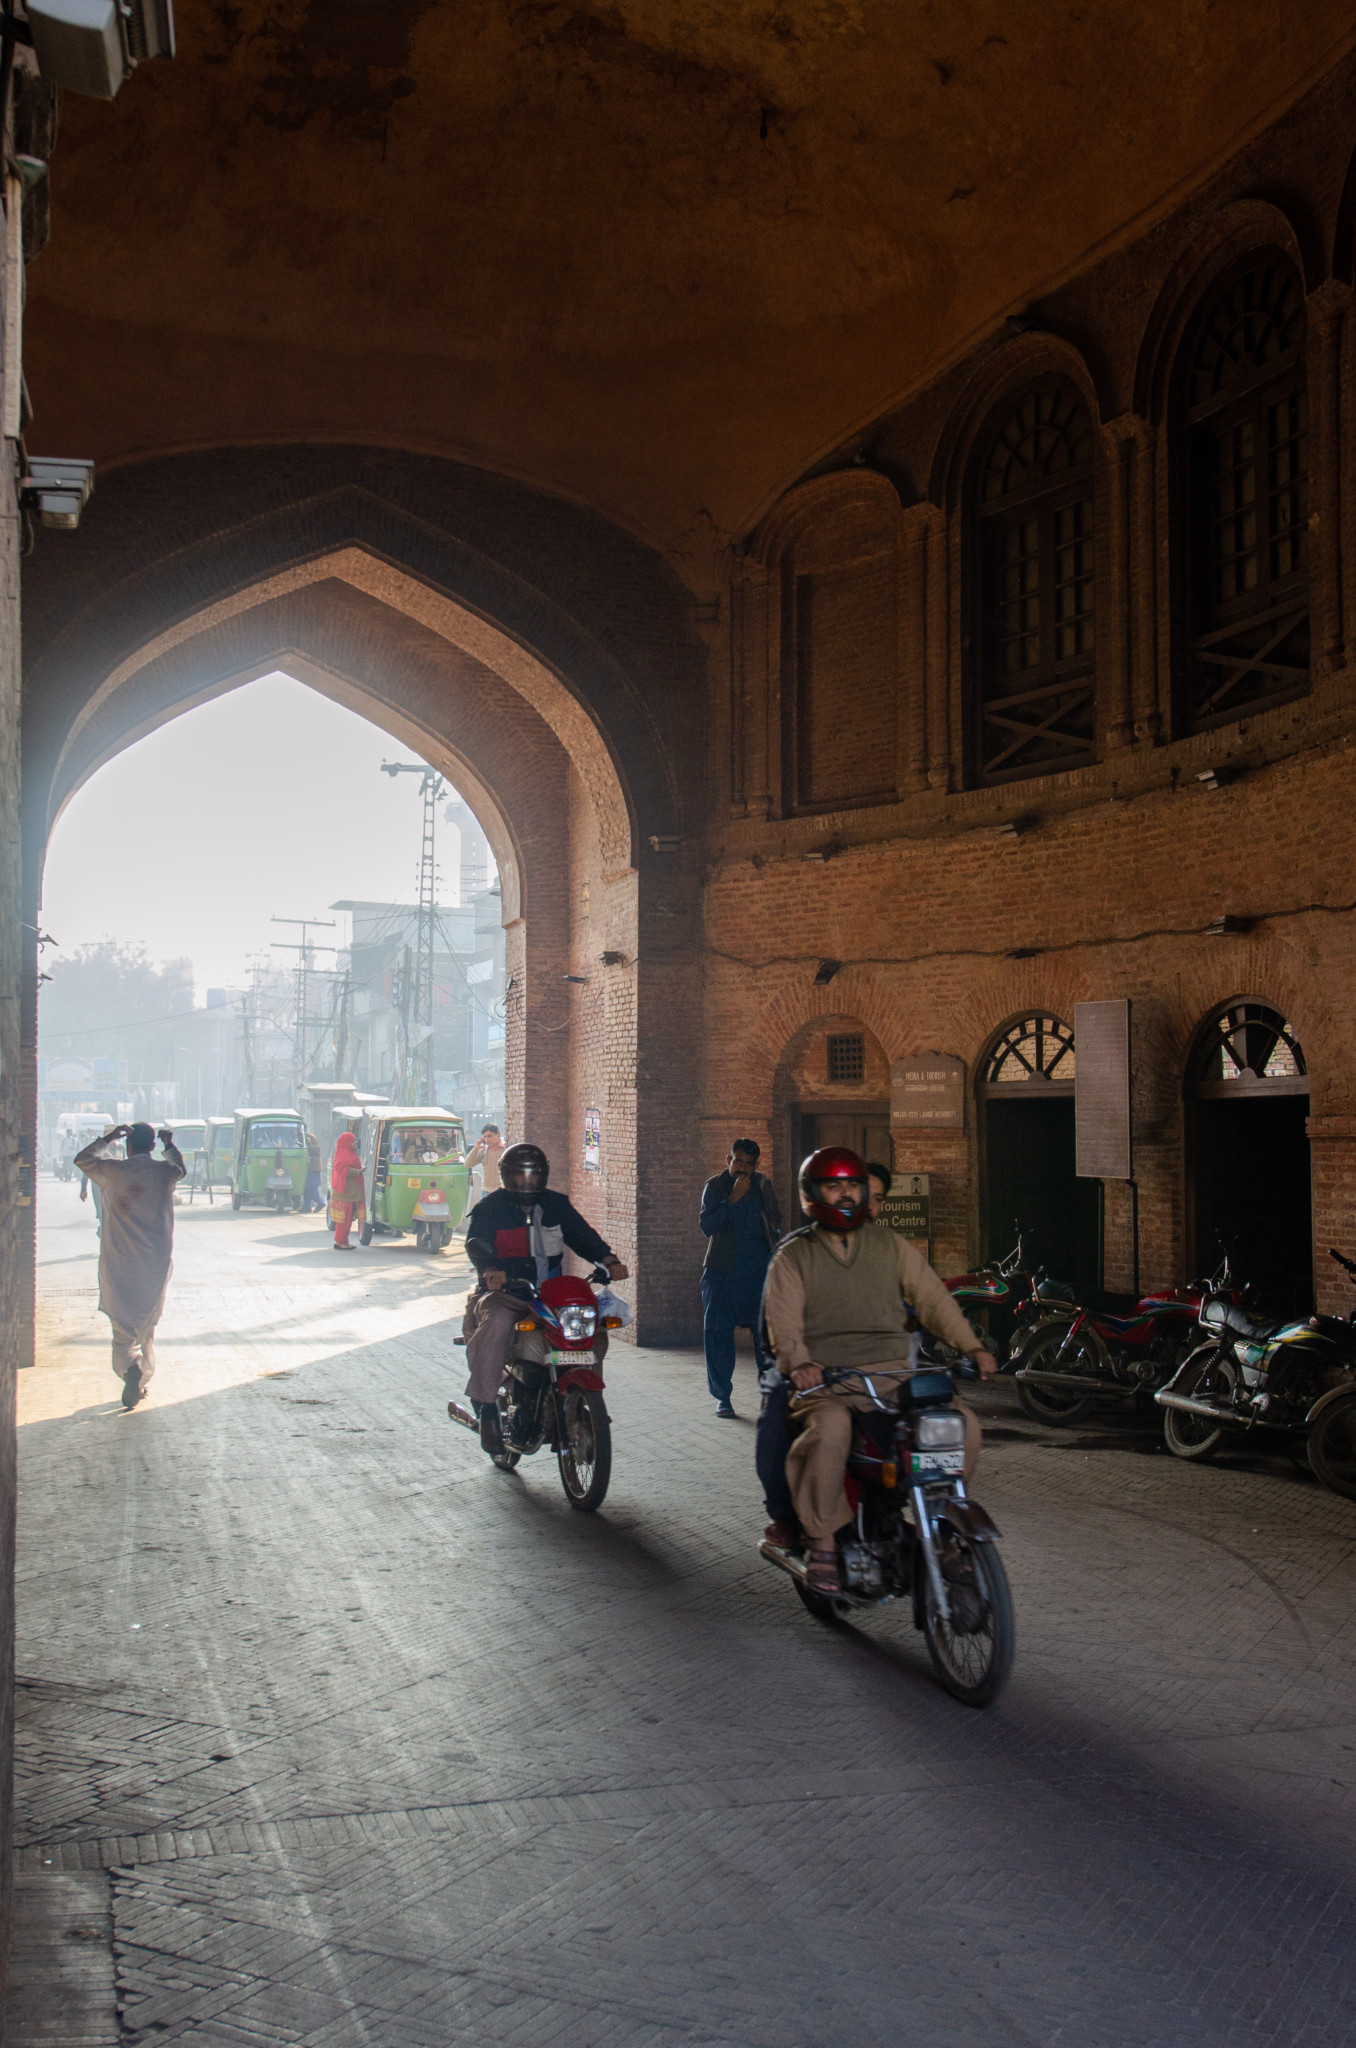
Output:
[1213, 1299, 1284, 1341]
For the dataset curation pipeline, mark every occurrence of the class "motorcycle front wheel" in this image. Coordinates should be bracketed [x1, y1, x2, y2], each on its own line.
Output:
[1307, 1394, 1356, 1500]
[1014, 1321, 1099, 1425]
[557, 1387, 612, 1511]
[921, 1535, 1014, 1707]
[1162, 1347, 1238, 1461]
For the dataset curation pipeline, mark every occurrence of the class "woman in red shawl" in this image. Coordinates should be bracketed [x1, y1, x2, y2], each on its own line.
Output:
[330, 1131, 366, 1250]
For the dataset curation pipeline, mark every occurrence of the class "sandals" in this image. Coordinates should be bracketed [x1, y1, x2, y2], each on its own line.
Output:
[804, 1542, 841, 1594]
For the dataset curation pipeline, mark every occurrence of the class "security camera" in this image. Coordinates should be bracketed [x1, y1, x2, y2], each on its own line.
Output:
[25, 0, 175, 101]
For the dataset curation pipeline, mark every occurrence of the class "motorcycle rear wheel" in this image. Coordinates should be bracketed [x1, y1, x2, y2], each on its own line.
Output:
[1014, 1322, 1099, 1425]
[921, 1537, 1014, 1707]
[1307, 1395, 1356, 1500]
[558, 1387, 612, 1511]
[1162, 1347, 1238, 1461]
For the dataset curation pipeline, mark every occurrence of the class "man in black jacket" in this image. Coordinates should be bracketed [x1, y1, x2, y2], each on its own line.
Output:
[464, 1142, 628, 1290]
[698, 1138, 781, 1417]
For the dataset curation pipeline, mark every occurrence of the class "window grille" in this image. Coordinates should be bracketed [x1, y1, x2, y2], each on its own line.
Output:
[827, 1033, 865, 1084]
[1188, 1002, 1306, 1096]
[1183, 259, 1308, 730]
[981, 1014, 1076, 1087]
[973, 383, 1096, 784]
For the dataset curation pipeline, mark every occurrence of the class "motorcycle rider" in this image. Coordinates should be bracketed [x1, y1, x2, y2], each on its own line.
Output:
[463, 1143, 628, 1453]
[763, 1147, 997, 1594]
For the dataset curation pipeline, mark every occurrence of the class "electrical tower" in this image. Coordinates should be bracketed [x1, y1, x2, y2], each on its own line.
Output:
[380, 761, 445, 1103]
[271, 917, 338, 1092]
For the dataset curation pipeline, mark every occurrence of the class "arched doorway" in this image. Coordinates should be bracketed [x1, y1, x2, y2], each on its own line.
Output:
[774, 1018, 892, 1222]
[979, 1013, 1101, 1295]
[1186, 1001, 1312, 1315]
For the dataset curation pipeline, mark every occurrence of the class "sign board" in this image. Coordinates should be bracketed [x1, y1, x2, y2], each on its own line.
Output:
[891, 1053, 965, 1130]
[583, 1107, 601, 1172]
[1074, 999, 1131, 1180]
[878, 1173, 930, 1238]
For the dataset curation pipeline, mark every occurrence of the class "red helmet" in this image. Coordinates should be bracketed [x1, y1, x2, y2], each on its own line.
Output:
[799, 1147, 869, 1232]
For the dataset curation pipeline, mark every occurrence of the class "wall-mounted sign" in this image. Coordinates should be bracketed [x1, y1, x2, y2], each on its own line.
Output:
[583, 1107, 601, 1171]
[1074, 999, 1131, 1180]
[879, 1172, 930, 1239]
[891, 1053, 965, 1130]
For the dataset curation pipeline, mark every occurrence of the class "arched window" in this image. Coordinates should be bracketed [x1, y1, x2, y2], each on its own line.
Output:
[1187, 1001, 1306, 1096]
[1181, 256, 1308, 731]
[980, 1013, 1076, 1089]
[972, 382, 1096, 784]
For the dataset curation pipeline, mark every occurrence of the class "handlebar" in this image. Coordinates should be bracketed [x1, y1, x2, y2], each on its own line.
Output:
[1330, 1247, 1356, 1277]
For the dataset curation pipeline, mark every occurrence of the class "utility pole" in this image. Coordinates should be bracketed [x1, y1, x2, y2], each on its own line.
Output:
[332, 969, 351, 1084]
[380, 761, 444, 1103]
[271, 917, 338, 1094]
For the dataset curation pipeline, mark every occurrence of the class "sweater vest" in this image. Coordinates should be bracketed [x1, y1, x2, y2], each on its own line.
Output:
[782, 1225, 913, 1369]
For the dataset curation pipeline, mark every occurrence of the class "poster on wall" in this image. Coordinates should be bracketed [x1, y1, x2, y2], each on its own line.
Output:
[878, 1173, 930, 1238]
[583, 1108, 601, 1171]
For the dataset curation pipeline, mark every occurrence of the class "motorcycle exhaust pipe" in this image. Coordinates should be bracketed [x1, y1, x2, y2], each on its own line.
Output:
[1014, 1367, 1120, 1393]
[759, 1536, 810, 1584]
[445, 1400, 480, 1435]
[1155, 1391, 1288, 1431]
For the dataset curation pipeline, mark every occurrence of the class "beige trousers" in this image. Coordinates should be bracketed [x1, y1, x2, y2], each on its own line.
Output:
[787, 1372, 981, 1542]
[109, 1318, 158, 1387]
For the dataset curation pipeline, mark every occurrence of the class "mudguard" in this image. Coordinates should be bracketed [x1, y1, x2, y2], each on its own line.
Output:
[556, 1367, 605, 1392]
[1305, 1382, 1356, 1426]
[938, 1498, 1001, 1542]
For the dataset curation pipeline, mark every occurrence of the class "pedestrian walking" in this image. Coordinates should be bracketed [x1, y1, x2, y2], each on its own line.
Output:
[699, 1138, 781, 1418]
[462, 1123, 503, 1234]
[331, 1129, 366, 1249]
[73, 1122, 185, 1409]
[303, 1129, 324, 1213]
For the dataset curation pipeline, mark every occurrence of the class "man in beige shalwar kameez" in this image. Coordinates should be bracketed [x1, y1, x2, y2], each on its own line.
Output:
[74, 1122, 185, 1409]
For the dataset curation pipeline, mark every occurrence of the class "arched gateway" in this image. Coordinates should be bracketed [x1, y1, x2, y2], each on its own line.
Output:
[20, 448, 709, 1343]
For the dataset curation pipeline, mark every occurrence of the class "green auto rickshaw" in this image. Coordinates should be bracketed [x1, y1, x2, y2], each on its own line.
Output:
[358, 1107, 469, 1252]
[158, 1119, 206, 1195]
[205, 1117, 236, 1187]
[231, 1110, 307, 1211]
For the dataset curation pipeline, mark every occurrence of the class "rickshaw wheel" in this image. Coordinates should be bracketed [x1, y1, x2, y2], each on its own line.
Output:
[231, 1191, 242, 1212]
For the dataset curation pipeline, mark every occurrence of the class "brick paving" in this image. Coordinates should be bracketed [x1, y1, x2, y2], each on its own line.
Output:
[9, 1180, 1356, 2046]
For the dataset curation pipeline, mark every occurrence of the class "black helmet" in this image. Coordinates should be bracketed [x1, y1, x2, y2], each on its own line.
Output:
[499, 1142, 549, 1204]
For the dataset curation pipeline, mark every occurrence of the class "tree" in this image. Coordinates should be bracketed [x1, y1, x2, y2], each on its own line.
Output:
[40, 941, 194, 1049]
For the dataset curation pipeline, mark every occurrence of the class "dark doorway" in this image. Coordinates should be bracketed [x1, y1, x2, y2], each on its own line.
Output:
[984, 1094, 1101, 1298]
[1187, 1003, 1312, 1317]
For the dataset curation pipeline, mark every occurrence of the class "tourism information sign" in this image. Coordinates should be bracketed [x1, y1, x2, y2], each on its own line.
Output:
[890, 1053, 964, 1130]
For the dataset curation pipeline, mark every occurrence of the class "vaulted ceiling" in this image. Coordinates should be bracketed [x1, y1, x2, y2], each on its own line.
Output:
[22, 0, 1356, 551]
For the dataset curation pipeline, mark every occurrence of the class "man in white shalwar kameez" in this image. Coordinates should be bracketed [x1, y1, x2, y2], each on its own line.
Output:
[74, 1122, 185, 1409]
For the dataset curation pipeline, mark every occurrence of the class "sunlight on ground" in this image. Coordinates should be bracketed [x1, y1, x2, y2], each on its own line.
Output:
[26, 1182, 473, 1427]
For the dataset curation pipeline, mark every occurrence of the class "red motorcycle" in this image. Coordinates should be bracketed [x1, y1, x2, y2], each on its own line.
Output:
[1010, 1255, 1243, 1425]
[447, 1268, 623, 1510]
[922, 1230, 1076, 1368]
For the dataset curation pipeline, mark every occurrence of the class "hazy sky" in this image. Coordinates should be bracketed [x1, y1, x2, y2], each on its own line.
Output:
[41, 672, 491, 999]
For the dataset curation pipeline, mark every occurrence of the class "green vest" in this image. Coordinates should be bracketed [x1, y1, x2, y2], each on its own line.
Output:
[781, 1225, 913, 1369]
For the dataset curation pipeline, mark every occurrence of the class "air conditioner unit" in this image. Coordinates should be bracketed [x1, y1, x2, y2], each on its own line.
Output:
[25, 0, 175, 101]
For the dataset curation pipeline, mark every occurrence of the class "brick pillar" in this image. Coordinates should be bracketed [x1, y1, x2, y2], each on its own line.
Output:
[891, 1129, 968, 1275]
[1308, 1113, 1356, 1314]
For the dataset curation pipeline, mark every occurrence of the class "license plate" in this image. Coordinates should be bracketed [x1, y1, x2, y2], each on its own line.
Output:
[549, 1350, 595, 1366]
[911, 1449, 964, 1478]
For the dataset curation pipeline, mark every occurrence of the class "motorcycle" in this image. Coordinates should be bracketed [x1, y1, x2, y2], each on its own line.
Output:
[1155, 1247, 1356, 1478]
[446, 1267, 624, 1511]
[1011, 1254, 1244, 1426]
[759, 1363, 1015, 1707]
[943, 1228, 1077, 1359]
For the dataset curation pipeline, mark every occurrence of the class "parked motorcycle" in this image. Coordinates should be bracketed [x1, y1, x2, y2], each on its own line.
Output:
[446, 1267, 624, 1510]
[1155, 1248, 1356, 1475]
[759, 1363, 1014, 1707]
[1011, 1255, 1243, 1425]
[922, 1228, 1076, 1371]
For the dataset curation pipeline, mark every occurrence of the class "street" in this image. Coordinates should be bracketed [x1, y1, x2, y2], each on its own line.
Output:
[9, 1180, 1356, 2047]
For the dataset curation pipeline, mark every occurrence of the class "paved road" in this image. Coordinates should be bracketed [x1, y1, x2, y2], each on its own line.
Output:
[9, 1180, 1356, 2046]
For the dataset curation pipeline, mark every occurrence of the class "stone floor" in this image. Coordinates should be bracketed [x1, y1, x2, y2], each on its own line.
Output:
[8, 1178, 1356, 2046]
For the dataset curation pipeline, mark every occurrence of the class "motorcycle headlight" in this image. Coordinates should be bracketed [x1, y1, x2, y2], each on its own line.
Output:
[559, 1305, 597, 1342]
[1200, 1298, 1226, 1330]
[914, 1411, 966, 1449]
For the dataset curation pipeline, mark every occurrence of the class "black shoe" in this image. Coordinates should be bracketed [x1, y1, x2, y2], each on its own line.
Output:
[478, 1405, 503, 1454]
[121, 1365, 143, 1410]
[715, 1401, 737, 1418]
